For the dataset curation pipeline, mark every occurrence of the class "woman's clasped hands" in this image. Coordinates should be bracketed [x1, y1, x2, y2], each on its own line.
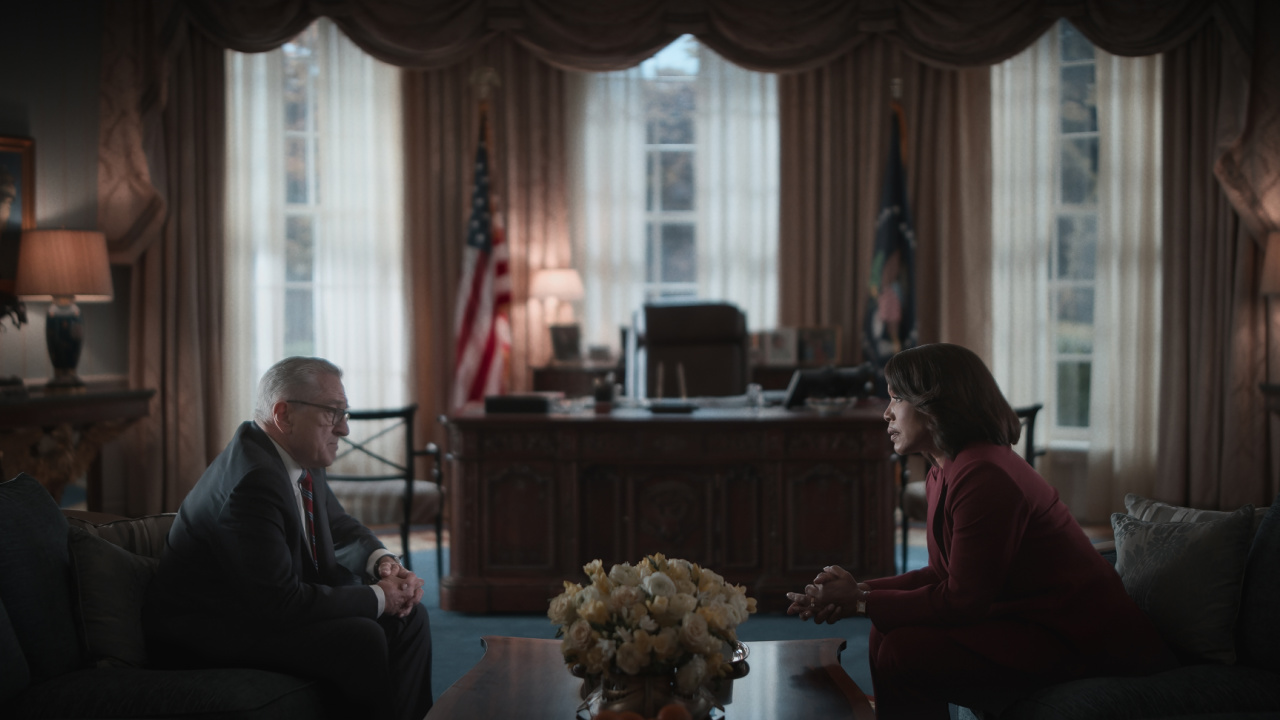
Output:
[785, 564, 869, 624]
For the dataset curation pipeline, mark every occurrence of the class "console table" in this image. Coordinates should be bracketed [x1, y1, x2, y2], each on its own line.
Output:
[0, 383, 155, 510]
[441, 402, 894, 613]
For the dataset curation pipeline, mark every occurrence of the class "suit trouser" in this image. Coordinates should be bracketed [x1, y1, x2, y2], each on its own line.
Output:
[246, 604, 434, 720]
[868, 622, 1064, 720]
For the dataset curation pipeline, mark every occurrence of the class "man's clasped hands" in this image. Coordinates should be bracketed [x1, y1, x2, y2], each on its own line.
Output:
[786, 564, 871, 624]
[375, 556, 425, 618]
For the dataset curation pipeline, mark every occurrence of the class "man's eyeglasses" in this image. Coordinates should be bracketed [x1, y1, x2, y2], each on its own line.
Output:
[286, 399, 350, 427]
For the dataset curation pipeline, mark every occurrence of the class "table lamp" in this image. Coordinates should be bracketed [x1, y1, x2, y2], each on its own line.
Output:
[15, 229, 114, 389]
[531, 268, 584, 362]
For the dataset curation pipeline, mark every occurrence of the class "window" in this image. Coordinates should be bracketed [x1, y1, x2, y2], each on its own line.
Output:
[991, 21, 1162, 448]
[568, 36, 779, 351]
[1051, 23, 1098, 429]
[224, 20, 407, 432]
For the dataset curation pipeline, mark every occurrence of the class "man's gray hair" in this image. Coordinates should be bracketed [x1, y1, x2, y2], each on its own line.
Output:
[254, 357, 343, 424]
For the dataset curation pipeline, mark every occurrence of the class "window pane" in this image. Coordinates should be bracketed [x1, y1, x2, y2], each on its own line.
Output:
[645, 223, 658, 283]
[646, 80, 695, 145]
[1056, 215, 1096, 280]
[286, 137, 308, 204]
[646, 151, 655, 212]
[1060, 137, 1097, 205]
[1055, 287, 1094, 353]
[285, 215, 314, 282]
[659, 151, 694, 211]
[1059, 22, 1095, 63]
[1060, 64, 1096, 133]
[1056, 361, 1091, 427]
[661, 223, 696, 283]
[284, 288, 314, 357]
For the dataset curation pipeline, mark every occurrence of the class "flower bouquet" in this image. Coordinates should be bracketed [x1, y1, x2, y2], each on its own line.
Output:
[548, 554, 757, 719]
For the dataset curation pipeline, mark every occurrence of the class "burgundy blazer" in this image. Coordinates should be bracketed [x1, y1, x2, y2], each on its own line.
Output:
[865, 443, 1173, 676]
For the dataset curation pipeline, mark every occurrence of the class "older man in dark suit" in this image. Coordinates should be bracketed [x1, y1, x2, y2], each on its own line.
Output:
[145, 356, 432, 720]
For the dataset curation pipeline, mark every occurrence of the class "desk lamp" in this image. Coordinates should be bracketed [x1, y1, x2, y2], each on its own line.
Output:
[531, 267, 584, 362]
[15, 229, 114, 389]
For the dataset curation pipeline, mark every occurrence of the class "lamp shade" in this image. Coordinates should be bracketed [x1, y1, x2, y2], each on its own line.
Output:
[1263, 232, 1280, 295]
[14, 229, 113, 301]
[530, 268, 584, 301]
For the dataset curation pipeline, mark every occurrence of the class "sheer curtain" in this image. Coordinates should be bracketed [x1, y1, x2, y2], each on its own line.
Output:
[566, 43, 779, 351]
[224, 19, 406, 435]
[695, 50, 779, 329]
[991, 28, 1162, 521]
[566, 66, 648, 352]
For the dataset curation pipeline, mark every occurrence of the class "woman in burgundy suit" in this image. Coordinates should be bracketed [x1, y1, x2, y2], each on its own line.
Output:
[786, 343, 1173, 718]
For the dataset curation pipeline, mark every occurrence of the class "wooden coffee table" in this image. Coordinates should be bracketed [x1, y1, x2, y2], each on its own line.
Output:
[427, 636, 876, 719]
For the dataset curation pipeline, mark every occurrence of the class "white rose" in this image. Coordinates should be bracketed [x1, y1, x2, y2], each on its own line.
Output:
[609, 562, 642, 587]
[668, 592, 698, 618]
[679, 611, 714, 654]
[548, 592, 577, 626]
[675, 655, 708, 695]
[615, 640, 647, 675]
[567, 618, 594, 651]
[642, 571, 677, 597]
[610, 584, 645, 614]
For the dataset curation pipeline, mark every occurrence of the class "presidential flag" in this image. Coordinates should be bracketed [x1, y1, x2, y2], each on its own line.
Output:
[862, 102, 917, 390]
[451, 106, 511, 409]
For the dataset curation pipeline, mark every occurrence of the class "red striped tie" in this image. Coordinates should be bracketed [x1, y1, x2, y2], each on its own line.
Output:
[299, 471, 318, 568]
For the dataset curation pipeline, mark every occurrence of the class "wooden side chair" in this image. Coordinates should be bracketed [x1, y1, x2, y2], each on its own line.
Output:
[325, 404, 444, 579]
[897, 403, 1045, 573]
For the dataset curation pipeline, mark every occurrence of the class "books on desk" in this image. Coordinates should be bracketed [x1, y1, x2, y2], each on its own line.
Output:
[484, 392, 563, 414]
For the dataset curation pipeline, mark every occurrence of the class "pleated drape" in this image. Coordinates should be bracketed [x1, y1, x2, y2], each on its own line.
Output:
[777, 38, 992, 366]
[1156, 23, 1271, 510]
[121, 22, 227, 515]
[402, 37, 569, 441]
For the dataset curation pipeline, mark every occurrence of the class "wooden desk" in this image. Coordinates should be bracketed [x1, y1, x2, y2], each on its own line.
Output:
[441, 402, 894, 613]
[0, 383, 155, 510]
[429, 636, 875, 720]
[532, 361, 619, 397]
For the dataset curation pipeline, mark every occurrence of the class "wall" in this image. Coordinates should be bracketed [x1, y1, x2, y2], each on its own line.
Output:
[0, 0, 128, 385]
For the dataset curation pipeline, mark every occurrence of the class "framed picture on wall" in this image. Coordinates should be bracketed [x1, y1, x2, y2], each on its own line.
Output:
[796, 326, 841, 367]
[0, 136, 35, 292]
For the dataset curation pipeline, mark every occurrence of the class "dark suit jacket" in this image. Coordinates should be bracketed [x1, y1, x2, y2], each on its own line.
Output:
[865, 443, 1173, 677]
[148, 421, 384, 647]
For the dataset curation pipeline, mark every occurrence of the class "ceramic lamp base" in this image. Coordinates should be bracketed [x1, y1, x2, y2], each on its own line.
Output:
[45, 296, 86, 388]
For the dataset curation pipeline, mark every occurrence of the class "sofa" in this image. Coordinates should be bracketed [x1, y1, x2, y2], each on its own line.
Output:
[964, 492, 1280, 720]
[0, 473, 344, 719]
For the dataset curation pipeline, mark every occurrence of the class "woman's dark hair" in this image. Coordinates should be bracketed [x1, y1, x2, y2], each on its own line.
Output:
[883, 343, 1020, 458]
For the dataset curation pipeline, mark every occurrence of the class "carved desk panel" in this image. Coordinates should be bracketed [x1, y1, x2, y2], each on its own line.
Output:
[441, 403, 894, 613]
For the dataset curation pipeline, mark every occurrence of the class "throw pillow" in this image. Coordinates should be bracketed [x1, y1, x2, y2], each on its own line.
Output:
[67, 526, 159, 668]
[0, 594, 32, 702]
[1112, 505, 1254, 665]
[1235, 493, 1280, 673]
[0, 473, 82, 681]
[1124, 493, 1268, 535]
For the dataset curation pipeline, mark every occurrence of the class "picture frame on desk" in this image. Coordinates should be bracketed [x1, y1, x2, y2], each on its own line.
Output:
[796, 326, 841, 366]
[760, 328, 797, 366]
[549, 323, 581, 362]
[0, 136, 35, 288]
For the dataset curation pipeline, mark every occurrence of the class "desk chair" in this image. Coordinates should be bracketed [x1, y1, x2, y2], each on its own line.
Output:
[897, 403, 1045, 572]
[640, 302, 749, 398]
[325, 404, 444, 579]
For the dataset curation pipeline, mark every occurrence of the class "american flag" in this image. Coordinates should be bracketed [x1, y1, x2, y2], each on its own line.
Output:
[451, 109, 511, 409]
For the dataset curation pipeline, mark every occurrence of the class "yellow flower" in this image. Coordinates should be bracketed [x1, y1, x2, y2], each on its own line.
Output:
[697, 603, 730, 633]
[581, 598, 610, 625]
[651, 626, 681, 661]
[583, 559, 605, 580]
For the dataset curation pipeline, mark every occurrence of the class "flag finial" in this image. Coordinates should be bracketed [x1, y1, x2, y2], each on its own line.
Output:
[470, 67, 501, 99]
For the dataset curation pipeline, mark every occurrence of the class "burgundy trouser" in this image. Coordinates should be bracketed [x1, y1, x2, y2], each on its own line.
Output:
[868, 622, 1065, 720]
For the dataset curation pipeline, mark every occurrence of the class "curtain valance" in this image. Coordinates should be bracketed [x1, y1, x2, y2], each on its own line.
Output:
[179, 0, 1253, 72]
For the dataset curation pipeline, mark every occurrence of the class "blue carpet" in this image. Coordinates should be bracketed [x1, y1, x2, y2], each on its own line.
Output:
[407, 540, 933, 706]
